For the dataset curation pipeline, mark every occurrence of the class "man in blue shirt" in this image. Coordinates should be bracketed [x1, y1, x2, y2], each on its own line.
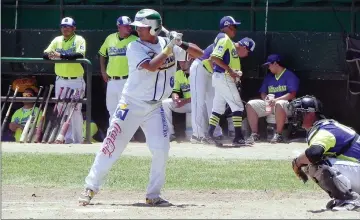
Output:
[246, 54, 299, 143]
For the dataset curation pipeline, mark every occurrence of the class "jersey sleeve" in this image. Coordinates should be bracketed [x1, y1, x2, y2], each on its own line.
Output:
[126, 41, 151, 70]
[172, 70, 181, 93]
[75, 36, 86, 56]
[308, 129, 336, 152]
[286, 72, 300, 93]
[98, 37, 108, 57]
[211, 37, 228, 60]
[44, 38, 57, 53]
[173, 45, 187, 62]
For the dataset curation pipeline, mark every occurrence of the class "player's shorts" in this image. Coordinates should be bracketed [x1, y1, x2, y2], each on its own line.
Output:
[246, 99, 291, 124]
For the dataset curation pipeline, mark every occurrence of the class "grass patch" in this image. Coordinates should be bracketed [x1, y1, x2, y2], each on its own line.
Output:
[2, 153, 318, 191]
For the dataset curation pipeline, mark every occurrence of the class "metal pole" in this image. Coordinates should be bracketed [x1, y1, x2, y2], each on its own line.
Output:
[60, 0, 64, 20]
[85, 63, 92, 144]
[350, 0, 355, 34]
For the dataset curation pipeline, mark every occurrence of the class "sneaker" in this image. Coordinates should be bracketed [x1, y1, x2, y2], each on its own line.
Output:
[201, 136, 223, 147]
[190, 135, 202, 144]
[145, 197, 172, 207]
[232, 138, 247, 147]
[270, 133, 285, 144]
[332, 201, 360, 211]
[78, 188, 95, 206]
[169, 134, 176, 142]
[213, 135, 224, 141]
[246, 133, 260, 144]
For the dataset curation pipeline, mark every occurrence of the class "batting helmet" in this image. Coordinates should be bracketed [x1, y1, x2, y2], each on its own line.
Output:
[131, 9, 162, 36]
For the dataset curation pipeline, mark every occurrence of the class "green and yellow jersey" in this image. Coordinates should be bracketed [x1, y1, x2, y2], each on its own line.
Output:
[44, 34, 86, 77]
[172, 70, 190, 99]
[211, 33, 241, 73]
[98, 33, 138, 77]
[11, 107, 42, 142]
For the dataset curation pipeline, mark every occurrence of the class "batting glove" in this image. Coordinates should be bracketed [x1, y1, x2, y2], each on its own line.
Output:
[169, 31, 183, 46]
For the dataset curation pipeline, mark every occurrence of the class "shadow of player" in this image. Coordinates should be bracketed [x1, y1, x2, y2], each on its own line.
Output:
[90, 202, 200, 208]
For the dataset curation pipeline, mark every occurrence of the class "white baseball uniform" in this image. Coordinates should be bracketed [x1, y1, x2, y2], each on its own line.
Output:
[190, 44, 223, 139]
[84, 37, 186, 199]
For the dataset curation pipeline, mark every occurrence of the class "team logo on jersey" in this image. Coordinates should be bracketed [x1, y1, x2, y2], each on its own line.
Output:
[231, 48, 238, 58]
[159, 55, 175, 70]
[102, 122, 122, 158]
[147, 51, 156, 59]
[180, 83, 190, 92]
[217, 46, 224, 53]
[108, 47, 126, 56]
[170, 76, 174, 88]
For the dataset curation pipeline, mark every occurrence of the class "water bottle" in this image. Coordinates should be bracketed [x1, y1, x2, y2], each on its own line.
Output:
[265, 94, 275, 113]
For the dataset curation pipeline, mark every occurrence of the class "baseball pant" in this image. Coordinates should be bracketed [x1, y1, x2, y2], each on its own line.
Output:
[327, 158, 360, 194]
[55, 77, 85, 144]
[84, 95, 170, 199]
[247, 99, 291, 124]
[212, 72, 244, 114]
[106, 78, 127, 124]
[190, 59, 222, 138]
[162, 98, 191, 135]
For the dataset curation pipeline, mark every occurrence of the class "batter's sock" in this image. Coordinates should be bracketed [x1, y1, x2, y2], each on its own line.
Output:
[208, 112, 221, 137]
[232, 111, 244, 139]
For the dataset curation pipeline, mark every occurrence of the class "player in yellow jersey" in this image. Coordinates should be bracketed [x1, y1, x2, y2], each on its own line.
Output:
[99, 16, 138, 124]
[43, 17, 86, 144]
[9, 88, 42, 142]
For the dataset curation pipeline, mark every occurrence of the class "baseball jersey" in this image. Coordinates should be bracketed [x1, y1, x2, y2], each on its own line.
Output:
[259, 69, 299, 98]
[98, 33, 138, 77]
[307, 119, 360, 163]
[173, 70, 190, 99]
[44, 34, 86, 77]
[123, 37, 187, 102]
[211, 33, 241, 73]
[11, 107, 41, 142]
[199, 44, 214, 73]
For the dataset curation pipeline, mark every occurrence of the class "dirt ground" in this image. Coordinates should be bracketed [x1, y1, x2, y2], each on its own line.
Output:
[2, 142, 359, 219]
[2, 186, 359, 219]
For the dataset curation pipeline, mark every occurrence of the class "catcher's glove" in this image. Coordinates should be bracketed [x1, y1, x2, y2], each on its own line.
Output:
[292, 158, 308, 183]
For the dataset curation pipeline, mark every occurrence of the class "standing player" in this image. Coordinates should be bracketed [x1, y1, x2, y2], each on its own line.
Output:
[99, 16, 138, 124]
[43, 17, 86, 144]
[79, 9, 203, 206]
[162, 58, 193, 141]
[189, 44, 223, 143]
[203, 16, 247, 147]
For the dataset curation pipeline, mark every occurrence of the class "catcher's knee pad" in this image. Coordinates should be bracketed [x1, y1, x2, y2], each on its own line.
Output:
[306, 164, 355, 200]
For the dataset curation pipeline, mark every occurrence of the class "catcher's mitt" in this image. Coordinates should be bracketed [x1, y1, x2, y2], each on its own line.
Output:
[292, 158, 308, 183]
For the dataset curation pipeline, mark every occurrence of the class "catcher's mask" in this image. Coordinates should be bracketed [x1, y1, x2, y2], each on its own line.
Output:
[288, 95, 323, 128]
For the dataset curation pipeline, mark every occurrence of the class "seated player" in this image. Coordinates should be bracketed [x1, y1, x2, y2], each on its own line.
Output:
[162, 58, 193, 142]
[290, 95, 360, 211]
[246, 54, 299, 144]
[8, 88, 41, 142]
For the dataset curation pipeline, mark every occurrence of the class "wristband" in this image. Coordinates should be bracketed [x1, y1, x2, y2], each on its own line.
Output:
[179, 41, 189, 51]
[162, 47, 172, 56]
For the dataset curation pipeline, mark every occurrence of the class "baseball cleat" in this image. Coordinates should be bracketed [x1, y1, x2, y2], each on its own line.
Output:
[145, 197, 172, 207]
[190, 135, 202, 144]
[201, 136, 223, 147]
[232, 138, 249, 147]
[78, 188, 95, 206]
[270, 133, 285, 144]
[246, 133, 260, 144]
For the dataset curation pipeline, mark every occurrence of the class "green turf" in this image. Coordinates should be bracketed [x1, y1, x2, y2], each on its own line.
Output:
[2, 153, 318, 191]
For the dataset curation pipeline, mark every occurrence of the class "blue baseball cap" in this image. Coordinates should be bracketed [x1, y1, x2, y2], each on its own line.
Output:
[116, 16, 132, 26]
[219, 16, 241, 29]
[238, 37, 255, 52]
[263, 54, 282, 66]
[60, 17, 76, 27]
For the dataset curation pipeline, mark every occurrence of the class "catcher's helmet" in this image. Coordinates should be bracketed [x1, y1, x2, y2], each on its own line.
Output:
[131, 9, 162, 36]
[288, 95, 323, 128]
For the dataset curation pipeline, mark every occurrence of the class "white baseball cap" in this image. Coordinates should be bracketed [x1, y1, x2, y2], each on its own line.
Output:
[61, 17, 76, 27]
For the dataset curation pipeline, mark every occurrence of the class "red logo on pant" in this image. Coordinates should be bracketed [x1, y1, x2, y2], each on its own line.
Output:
[101, 123, 122, 157]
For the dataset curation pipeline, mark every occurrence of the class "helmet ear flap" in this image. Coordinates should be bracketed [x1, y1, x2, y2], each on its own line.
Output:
[150, 26, 162, 36]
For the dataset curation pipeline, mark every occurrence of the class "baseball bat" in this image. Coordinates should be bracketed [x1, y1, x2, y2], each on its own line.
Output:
[27, 86, 50, 143]
[55, 89, 84, 144]
[1, 85, 12, 117]
[47, 89, 75, 143]
[41, 87, 67, 143]
[1, 87, 19, 136]
[161, 27, 170, 36]
[34, 84, 54, 143]
[19, 86, 44, 143]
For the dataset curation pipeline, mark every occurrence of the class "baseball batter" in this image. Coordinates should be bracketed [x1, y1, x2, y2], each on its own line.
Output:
[203, 16, 247, 147]
[79, 9, 203, 206]
[99, 16, 138, 124]
[43, 17, 86, 144]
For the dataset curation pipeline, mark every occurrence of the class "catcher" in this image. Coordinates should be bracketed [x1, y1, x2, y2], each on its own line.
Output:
[290, 95, 360, 211]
